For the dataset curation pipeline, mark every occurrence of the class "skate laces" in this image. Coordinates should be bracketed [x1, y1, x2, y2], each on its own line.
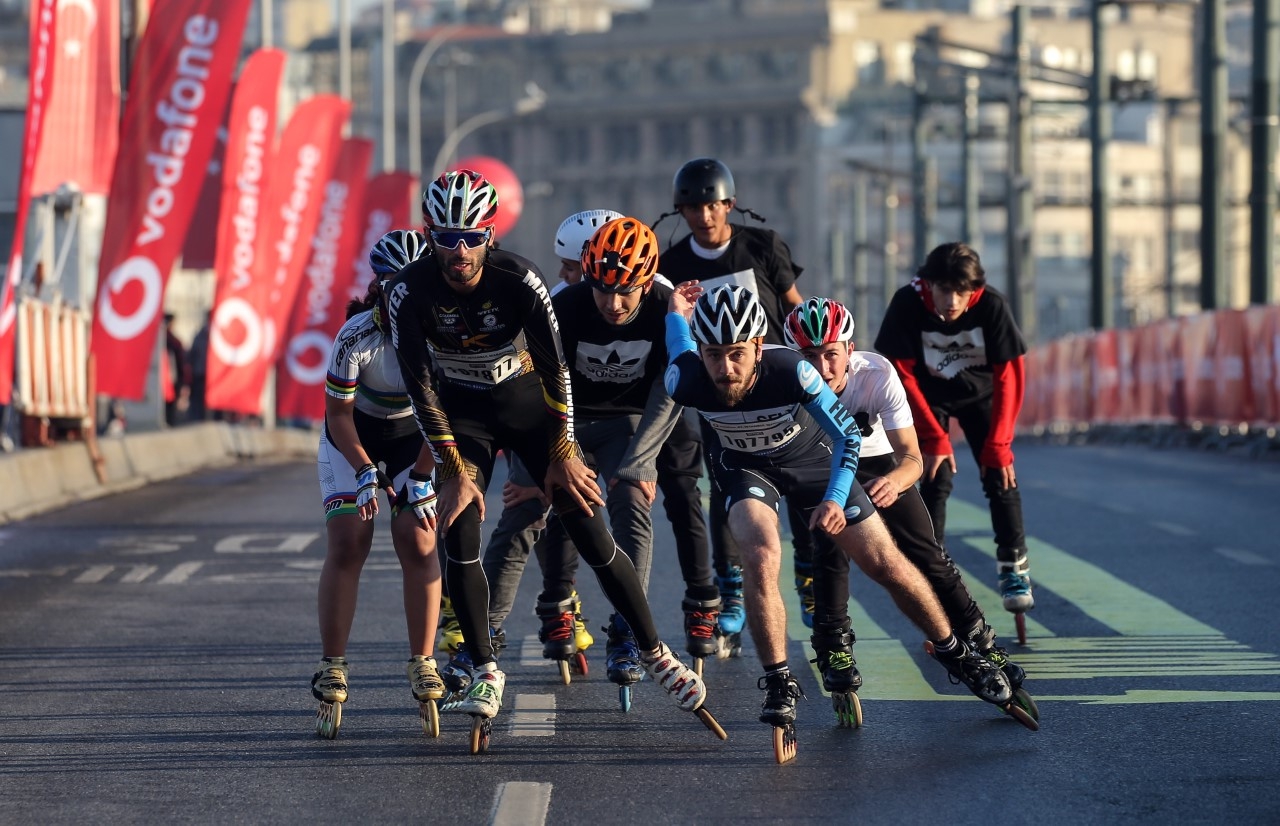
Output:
[408, 657, 443, 691]
[824, 651, 855, 673]
[541, 611, 575, 643]
[757, 672, 805, 704]
[686, 611, 718, 640]
[999, 571, 1031, 595]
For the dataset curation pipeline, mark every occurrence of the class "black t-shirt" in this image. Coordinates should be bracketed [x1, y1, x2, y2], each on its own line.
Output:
[660, 225, 801, 345]
[873, 283, 1027, 410]
[552, 281, 672, 419]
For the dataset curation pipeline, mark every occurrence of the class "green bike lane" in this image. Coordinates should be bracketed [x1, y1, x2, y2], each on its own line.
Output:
[786, 497, 1280, 705]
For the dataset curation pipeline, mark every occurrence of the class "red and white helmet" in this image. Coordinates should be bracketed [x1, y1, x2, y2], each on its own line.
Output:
[422, 169, 499, 230]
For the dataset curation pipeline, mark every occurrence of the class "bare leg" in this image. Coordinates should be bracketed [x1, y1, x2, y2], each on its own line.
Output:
[317, 515, 375, 657]
[727, 499, 788, 666]
[392, 509, 442, 657]
[833, 513, 951, 640]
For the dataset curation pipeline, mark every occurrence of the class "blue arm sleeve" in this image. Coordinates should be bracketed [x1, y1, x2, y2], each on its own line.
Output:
[797, 360, 862, 506]
[665, 312, 697, 364]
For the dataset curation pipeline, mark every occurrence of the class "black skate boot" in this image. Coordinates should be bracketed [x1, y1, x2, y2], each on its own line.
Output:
[758, 669, 805, 764]
[537, 597, 580, 685]
[682, 595, 721, 669]
[926, 637, 1013, 706]
[811, 622, 863, 728]
[964, 622, 1038, 726]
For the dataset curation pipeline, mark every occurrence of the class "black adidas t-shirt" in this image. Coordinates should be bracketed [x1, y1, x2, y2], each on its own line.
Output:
[874, 283, 1026, 409]
[552, 281, 672, 419]
[659, 225, 801, 345]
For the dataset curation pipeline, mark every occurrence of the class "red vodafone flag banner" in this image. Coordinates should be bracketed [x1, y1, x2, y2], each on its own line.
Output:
[29, 0, 121, 196]
[275, 137, 374, 422]
[204, 48, 286, 416]
[90, 0, 253, 400]
[347, 171, 417, 305]
[258, 95, 351, 364]
[0, 0, 57, 406]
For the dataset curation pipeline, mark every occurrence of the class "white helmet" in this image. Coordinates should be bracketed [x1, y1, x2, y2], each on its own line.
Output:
[691, 285, 768, 345]
[554, 209, 624, 260]
[369, 229, 427, 277]
[423, 169, 499, 230]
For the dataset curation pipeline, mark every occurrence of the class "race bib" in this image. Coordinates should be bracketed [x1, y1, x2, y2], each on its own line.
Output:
[433, 345, 524, 385]
[705, 405, 802, 453]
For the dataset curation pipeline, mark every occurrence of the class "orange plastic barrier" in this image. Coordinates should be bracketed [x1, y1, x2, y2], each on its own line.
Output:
[15, 298, 92, 421]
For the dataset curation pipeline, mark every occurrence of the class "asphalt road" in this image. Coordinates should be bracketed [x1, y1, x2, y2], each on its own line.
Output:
[1, 443, 1278, 824]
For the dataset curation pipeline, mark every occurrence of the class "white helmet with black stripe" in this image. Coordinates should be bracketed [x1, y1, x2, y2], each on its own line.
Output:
[554, 209, 623, 260]
[691, 285, 767, 345]
[369, 229, 427, 277]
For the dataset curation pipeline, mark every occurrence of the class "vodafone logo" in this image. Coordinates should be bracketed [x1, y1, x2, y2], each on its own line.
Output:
[283, 329, 331, 385]
[210, 296, 265, 367]
[97, 256, 163, 340]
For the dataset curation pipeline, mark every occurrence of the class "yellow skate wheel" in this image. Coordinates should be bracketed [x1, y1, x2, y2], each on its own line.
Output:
[1015, 611, 1028, 645]
[693, 657, 704, 678]
[420, 700, 440, 738]
[316, 701, 342, 740]
[696, 707, 728, 741]
[558, 659, 572, 685]
[469, 715, 492, 754]
[772, 724, 798, 764]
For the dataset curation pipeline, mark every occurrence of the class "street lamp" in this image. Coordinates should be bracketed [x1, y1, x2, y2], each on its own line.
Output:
[430, 82, 547, 178]
[408, 25, 463, 179]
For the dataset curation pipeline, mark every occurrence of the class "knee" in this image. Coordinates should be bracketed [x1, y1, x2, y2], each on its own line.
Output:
[444, 506, 483, 562]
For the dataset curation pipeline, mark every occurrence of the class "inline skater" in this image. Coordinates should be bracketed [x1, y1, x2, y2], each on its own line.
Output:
[312, 229, 445, 738]
[387, 170, 715, 750]
[784, 297, 1035, 724]
[873, 243, 1034, 620]
[665, 283, 1015, 762]
[655, 157, 811, 650]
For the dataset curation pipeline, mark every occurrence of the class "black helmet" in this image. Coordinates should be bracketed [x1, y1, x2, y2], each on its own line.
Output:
[672, 158, 735, 207]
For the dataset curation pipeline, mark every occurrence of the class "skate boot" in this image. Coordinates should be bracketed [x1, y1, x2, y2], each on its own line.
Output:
[406, 655, 446, 701]
[439, 595, 464, 654]
[311, 656, 348, 739]
[603, 613, 644, 710]
[999, 569, 1034, 613]
[537, 596, 583, 684]
[491, 627, 508, 658]
[926, 637, 1013, 706]
[570, 589, 594, 655]
[964, 622, 1038, 727]
[682, 595, 721, 675]
[714, 566, 745, 659]
[407, 655, 445, 737]
[794, 559, 816, 630]
[758, 669, 805, 764]
[440, 644, 476, 710]
[811, 623, 863, 728]
[641, 641, 706, 712]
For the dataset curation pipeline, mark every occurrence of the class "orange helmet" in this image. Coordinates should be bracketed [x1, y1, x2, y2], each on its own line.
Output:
[580, 217, 659, 293]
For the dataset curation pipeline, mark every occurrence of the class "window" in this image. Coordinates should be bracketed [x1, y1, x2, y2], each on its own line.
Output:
[761, 115, 797, 155]
[709, 117, 744, 155]
[853, 41, 883, 86]
[553, 126, 590, 165]
[891, 42, 914, 84]
[605, 124, 641, 163]
[658, 121, 689, 160]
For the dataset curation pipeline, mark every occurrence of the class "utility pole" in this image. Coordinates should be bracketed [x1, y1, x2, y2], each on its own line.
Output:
[923, 156, 937, 257]
[884, 186, 899, 310]
[261, 0, 272, 49]
[1090, 0, 1114, 329]
[1201, 0, 1228, 309]
[911, 78, 930, 267]
[852, 175, 869, 338]
[1250, 0, 1279, 305]
[339, 0, 351, 102]
[961, 73, 980, 246]
[1008, 4, 1036, 341]
[381, 0, 396, 171]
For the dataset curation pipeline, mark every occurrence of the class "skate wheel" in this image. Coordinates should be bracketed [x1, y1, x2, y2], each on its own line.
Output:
[619, 684, 632, 713]
[1013, 688, 1040, 723]
[695, 707, 728, 741]
[1003, 698, 1040, 731]
[469, 715, 492, 754]
[729, 634, 743, 658]
[693, 657, 704, 678]
[572, 651, 589, 677]
[316, 701, 342, 740]
[771, 724, 798, 764]
[558, 659, 572, 686]
[1014, 611, 1028, 645]
[833, 692, 863, 729]
[420, 700, 440, 738]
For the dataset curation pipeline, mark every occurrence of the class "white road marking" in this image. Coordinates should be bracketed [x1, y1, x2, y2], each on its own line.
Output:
[519, 635, 551, 667]
[1100, 501, 1135, 514]
[490, 782, 551, 826]
[119, 565, 158, 583]
[100, 535, 197, 555]
[1151, 521, 1196, 537]
[158, 562, 205, 584]
[509, 693, 556, 737]
[214, 533, 318, 553]
[75, 565, 114, 584]
[1214, 547, 1273, 566]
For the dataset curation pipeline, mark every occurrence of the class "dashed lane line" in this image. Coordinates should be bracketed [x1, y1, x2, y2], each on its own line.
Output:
[1214, 547, 1273, 566]
[490, 782, 551, 826]
[74, 565, 114, 584]
[509, 693, 556, 737]
[157, 561, 205, 584]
